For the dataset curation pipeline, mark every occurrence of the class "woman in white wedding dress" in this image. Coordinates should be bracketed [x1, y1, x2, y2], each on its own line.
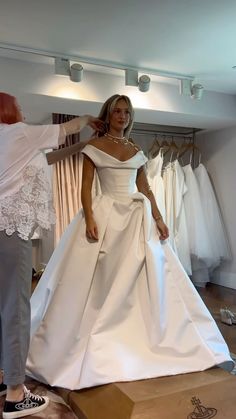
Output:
[27, 95, 233, 390]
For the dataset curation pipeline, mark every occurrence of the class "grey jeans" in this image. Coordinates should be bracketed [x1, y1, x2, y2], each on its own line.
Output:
[0, 231, 32, 385]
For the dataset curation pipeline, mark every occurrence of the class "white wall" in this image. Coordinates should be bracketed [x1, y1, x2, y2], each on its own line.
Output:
[197, 127, 236, 289]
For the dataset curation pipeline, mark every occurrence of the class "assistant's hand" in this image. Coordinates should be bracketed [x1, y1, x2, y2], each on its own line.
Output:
[86, 217, 99, 241]
[156, 218, 169, 241]
[85, 115, 104, 132]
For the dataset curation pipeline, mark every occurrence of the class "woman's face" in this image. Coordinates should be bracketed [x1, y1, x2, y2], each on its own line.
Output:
[109, 99, 130, 132]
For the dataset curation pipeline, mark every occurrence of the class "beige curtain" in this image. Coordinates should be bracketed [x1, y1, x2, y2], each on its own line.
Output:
[52, 113, 81, 245]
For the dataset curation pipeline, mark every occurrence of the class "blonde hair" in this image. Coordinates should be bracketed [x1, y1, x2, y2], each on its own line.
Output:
[97, 94, 134, 138]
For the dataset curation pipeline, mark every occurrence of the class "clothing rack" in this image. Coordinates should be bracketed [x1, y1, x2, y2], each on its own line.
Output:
[132, 131, 194, 143]
[131, 124, 200, 159]
[131, 122, 201, 138]
[131, 126, 201, 167]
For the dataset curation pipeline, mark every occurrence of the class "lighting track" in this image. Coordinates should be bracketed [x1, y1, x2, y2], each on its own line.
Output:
[0, 42, 194, 81]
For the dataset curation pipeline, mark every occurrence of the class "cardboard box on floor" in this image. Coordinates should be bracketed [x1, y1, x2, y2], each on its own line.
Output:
[57, 368, 236, 419]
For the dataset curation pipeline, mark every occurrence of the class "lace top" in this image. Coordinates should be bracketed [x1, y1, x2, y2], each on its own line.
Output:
[0, 159, 56, 240]
[0, 123, 61, 240]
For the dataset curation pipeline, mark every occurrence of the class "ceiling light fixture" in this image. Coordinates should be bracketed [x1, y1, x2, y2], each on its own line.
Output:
[191, 83, 204, 100]
[179, 79, 204, 100]
[54, 58, 83, 82]
[70, 63, 83, 82]
[179, 79, 192, 96]
[125, 69, 138, 86]
[138, 75, 151, 92]
[125, 69, 151, 93]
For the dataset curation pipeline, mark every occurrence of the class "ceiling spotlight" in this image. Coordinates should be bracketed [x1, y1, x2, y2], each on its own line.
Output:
[70, 63, 83, 82]
[125, 69, 150, 92]
[191, 83, 204, 100]
[54, 58, 83, 82]
[138, 75, 151, 92]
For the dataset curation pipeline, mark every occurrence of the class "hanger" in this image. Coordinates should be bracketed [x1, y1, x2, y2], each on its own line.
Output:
[169, 136, 179, 150]
[159, 136, 171, 156]
[169, 136, 180, 159]
[178, 141, 201, 166]
[178, 142, 199, 158]
[148, 136, 160, 158]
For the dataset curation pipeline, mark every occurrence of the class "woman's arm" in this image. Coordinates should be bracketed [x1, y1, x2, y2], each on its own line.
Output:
[81, 155, 99, 241]
[46, 115, 103, 165]
[136, 165, 169, 240]
[61, 115, 103, 136]
[46, 141, 88, 165]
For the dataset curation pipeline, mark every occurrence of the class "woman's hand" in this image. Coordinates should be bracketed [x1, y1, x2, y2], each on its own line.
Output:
[156, 218, 169, 240]
[86, 216, 99, 241]
[85, 115, 104, 132]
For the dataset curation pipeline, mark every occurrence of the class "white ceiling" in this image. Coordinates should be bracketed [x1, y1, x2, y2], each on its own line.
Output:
[1, 0, 236, 129]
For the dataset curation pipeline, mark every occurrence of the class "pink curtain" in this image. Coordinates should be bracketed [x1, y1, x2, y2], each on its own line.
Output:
[52, 113, 81, 245]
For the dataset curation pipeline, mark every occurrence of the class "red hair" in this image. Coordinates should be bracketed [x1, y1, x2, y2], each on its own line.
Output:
[0, 92, 22, 124]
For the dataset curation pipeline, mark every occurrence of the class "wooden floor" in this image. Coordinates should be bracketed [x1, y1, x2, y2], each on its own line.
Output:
[1, 283, 235, 418]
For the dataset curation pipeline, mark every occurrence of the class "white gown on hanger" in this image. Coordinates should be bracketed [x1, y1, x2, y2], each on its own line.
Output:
[146, 151, 166, 222]
[194, 163, 231, 269]
[183, 164, 214, 287]
[173, 160, 192, 275]
[163, 162, 176, 250]
[27, 145, 233, 390]
[182, 164, 213, 266]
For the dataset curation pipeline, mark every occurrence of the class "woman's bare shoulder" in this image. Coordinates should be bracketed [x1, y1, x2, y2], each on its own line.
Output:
[87, 136, 106, 147]
[129, 138, 142, 151]
[86, 136, 109, 152]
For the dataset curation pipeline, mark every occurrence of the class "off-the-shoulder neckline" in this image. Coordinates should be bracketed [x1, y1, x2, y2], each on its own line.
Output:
[84, 144, 144, 163]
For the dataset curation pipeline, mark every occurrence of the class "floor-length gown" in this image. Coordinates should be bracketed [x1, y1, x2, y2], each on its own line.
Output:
[27, 145, 233, 390]
[146, 151, 166, 222]
[173, 160, 192, 275]
[182, 164, 213, 287]
[194, 163, 231, 269]
[163, 162, 176, 250]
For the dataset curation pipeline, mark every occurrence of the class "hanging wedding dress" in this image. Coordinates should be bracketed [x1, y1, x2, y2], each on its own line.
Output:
[194, 163, 231, 269]
[162, 159, 191, 275]
[27, 145, 233, 390]
[182, 163, 213, 286]
[173, 160, 192, 275]
[146, 150, 166, 222]
[163, 161, 176, 250]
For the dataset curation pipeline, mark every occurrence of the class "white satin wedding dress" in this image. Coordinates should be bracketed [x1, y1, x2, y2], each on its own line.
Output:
[26, 145, 233, 390]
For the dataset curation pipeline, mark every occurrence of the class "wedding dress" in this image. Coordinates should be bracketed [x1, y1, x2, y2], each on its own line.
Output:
[146, 151, 166, 222]
[173, 160, 192, 275]
[26, 145, 233, 390]
[194, 163, 231, 269]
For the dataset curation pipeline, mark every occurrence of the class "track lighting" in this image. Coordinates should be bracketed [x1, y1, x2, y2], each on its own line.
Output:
[54, 58, 83, 83]
[191, 83, 204, 100]
[179, 79, 204, 100]
[70, 63, 83, 82]
[138, 75, 151, 92]
[179, 79, 192, 96]
[125, 69, 138, 86]
[125, 69, 151, 92]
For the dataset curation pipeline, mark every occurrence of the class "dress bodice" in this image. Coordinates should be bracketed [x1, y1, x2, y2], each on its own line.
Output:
[82, 145, 147, 201]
